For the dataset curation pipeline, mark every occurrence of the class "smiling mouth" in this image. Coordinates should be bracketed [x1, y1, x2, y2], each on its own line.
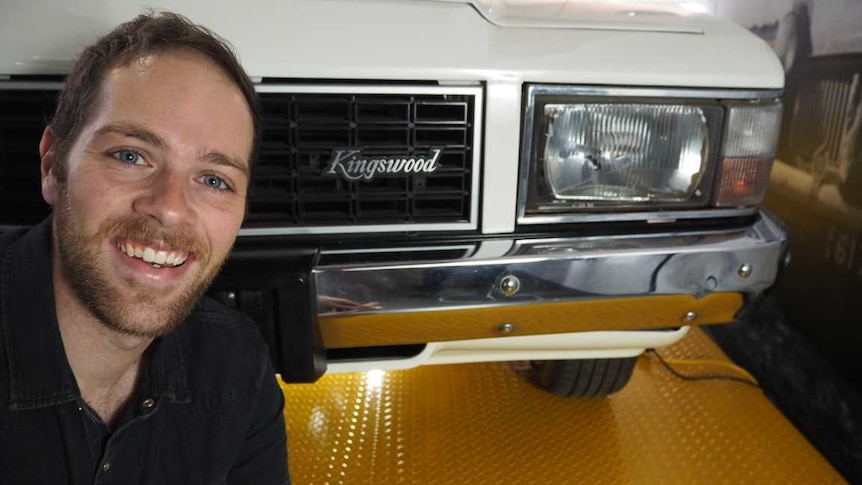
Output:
[116, 238, 190, 268]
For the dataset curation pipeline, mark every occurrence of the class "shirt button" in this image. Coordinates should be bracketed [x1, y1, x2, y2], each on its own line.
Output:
[101, 462, 111, 472]
[142, 398, 156, 409]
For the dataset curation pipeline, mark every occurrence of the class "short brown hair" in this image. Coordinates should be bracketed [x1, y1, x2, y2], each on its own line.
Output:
[49, 11, 259, 180]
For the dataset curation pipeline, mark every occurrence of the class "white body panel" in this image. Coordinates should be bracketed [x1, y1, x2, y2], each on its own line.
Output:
[2, 0, 782, 88]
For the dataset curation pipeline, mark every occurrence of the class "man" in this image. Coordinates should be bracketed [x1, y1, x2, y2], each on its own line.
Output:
[0, 12, 290, 484]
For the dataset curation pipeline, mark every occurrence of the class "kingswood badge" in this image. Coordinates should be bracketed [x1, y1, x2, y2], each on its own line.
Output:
[323, 148, 443, 181]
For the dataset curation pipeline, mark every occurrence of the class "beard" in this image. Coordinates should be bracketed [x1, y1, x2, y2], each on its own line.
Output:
[53, 187, 227, 338]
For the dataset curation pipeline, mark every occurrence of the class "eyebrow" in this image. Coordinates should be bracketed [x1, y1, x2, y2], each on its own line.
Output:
[93, 122, 249, 177]
[201, 151, 250, 178]
[94, 122, 167, 151]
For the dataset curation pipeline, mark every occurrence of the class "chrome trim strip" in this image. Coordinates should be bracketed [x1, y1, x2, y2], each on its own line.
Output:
[321, 244, 475, 256]
[256, 84, 483, 96]
[470, 88, 484, 236]
[527, 85, 782, 100]
[470, 239, 515, 259]
[239, 221, 474, 236]
[519, 84, 538, 226]
[0, 81, 65, 90]
[314, 212, 786, 316]
[517, 84, 781, 225]
[518, 207, 757, 225]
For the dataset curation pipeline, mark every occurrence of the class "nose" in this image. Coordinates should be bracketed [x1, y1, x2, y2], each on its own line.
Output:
[133, 169, 194, 227]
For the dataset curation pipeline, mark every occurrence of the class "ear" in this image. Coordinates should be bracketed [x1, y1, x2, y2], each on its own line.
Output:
[39, 127, 59, 206]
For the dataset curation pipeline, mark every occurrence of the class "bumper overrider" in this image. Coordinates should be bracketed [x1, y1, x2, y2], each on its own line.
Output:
[217, 211, 786, 381]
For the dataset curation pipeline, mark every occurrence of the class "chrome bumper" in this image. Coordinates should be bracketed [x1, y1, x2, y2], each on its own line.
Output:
[315, 212, 787, 321]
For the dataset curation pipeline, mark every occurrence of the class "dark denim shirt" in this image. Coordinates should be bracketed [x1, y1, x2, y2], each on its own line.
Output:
[0, 220, 290, 484]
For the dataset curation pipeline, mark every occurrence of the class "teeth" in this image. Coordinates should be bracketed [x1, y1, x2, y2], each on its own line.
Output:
[119, 240, 189, 267]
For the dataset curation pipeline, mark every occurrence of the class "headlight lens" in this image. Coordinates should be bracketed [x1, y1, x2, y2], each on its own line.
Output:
[543, 104, 708, 203]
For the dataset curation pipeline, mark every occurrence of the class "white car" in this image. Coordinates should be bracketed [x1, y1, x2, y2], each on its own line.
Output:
[0, 0, 787, 396]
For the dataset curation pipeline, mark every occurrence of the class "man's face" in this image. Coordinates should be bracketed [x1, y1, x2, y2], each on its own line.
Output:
[41, 49, 253, 338]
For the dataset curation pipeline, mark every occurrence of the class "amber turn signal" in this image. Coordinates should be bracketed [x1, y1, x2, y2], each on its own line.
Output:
[713, 103, 782, 207]
[713, 157, 773, 207]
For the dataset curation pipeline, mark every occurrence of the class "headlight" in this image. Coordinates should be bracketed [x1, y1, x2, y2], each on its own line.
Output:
[519, 85, 782, 223]
[543, 104, 708, 203]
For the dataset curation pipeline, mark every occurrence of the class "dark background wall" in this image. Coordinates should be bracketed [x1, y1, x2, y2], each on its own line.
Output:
[716, 0, 862, 392]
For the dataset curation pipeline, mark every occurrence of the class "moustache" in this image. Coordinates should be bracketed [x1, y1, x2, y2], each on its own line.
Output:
[97, 217, 210, 262]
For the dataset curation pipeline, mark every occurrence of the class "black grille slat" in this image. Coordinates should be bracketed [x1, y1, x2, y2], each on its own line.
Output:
[0, 89, 477, 231]
[414, 102, 468, 124]
[295, 126, 351, 147]
[356, 127, 410, 146]
[414, 127, 468, 147]
[357, 101, 411, 124]
[294, 98, 351, 123]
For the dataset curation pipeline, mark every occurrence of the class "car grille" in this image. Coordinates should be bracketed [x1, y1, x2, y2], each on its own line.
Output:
[0, 89, 56, 226]
[0, 84, 482, 234]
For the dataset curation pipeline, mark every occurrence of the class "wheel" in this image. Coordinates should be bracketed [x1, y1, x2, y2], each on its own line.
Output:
[530, 357, 638, 398]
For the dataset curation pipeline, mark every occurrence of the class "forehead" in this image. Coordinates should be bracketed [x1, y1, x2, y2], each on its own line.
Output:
[88, 49, 254, 162]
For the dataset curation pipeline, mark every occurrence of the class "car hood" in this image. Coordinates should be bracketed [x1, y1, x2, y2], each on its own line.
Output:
[426, 0, 711, 33]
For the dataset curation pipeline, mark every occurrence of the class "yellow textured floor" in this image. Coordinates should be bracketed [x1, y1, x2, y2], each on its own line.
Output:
[280, 328, 846, 484]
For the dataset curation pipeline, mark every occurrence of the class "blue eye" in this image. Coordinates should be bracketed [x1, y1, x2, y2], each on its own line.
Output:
[201, 174, 230, 191]
[111, 149, 144, 165]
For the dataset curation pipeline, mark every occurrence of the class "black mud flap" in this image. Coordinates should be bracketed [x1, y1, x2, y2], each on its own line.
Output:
[209, 247, 325, 383]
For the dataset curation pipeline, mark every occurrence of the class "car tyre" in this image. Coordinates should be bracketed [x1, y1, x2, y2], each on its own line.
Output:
[530, 357, 638, 398]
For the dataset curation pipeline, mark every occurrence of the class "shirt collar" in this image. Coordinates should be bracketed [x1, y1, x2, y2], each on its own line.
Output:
[1, 218, 190, 410]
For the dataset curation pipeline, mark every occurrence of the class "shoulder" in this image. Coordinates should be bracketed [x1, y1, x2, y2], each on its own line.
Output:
[174, 296, 274, 410]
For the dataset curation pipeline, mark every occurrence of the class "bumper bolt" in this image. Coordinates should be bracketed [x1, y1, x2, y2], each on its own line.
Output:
[498, 323, 517, 335]
[683, 311, 698, 322]
[738, 263, 753, 279]
[227, 292, 237, 302]
[499, 275, 521, 296]
[705, 276, 718, 291]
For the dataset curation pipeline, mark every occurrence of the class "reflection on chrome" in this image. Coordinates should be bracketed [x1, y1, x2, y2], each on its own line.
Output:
[318, 295, 381, 316]
[314, 212, 786, 316]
